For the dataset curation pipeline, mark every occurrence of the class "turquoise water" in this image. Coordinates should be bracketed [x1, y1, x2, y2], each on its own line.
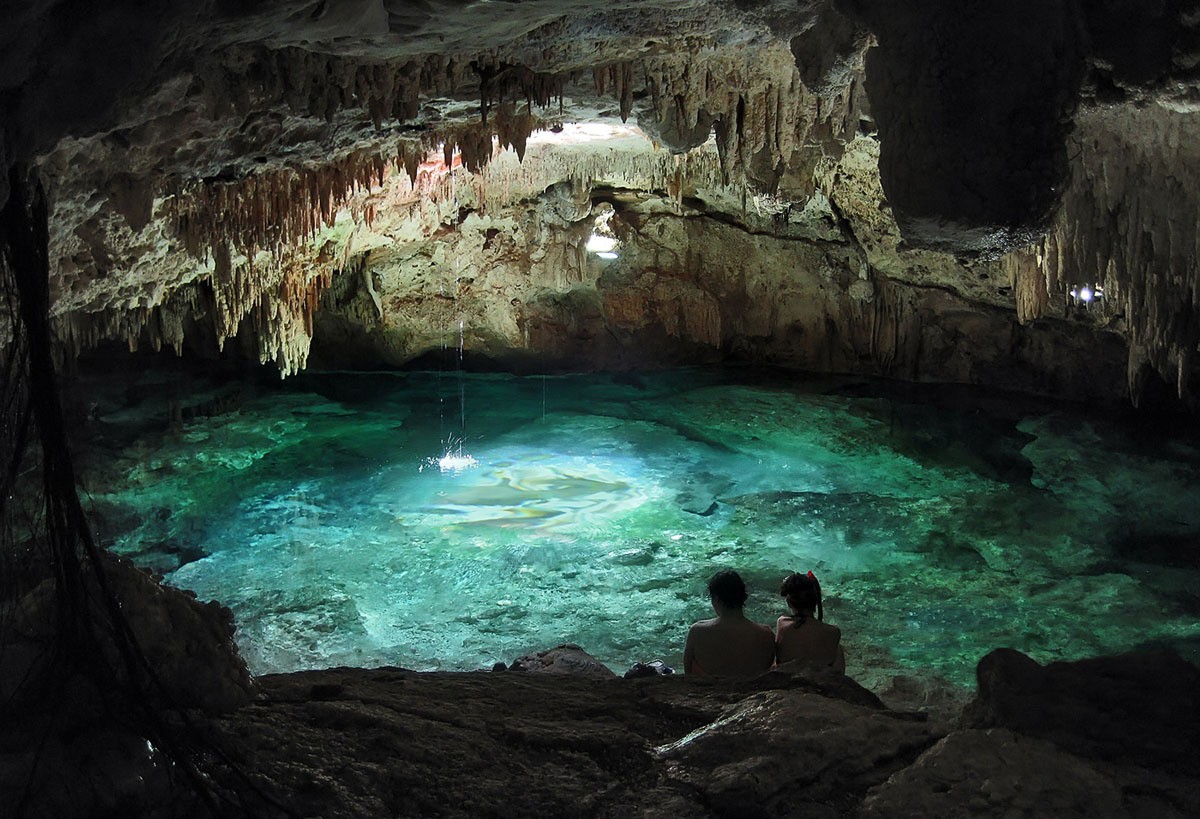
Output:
[84, 368, 1200, 688]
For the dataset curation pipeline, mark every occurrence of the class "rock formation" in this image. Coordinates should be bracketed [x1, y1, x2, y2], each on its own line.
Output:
[1, 1, 1198, 407]
[7, 576, 1196, 819]
[4, 3, 1200, 815]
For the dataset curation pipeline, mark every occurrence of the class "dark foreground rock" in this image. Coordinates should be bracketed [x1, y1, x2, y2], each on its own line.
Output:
[4, 583, 1199, 819]
[188, 649, 1197, 818]
[862, 647, 1200, 819]
[961, 646, 1200, 775]
[203, 662, 936, 818]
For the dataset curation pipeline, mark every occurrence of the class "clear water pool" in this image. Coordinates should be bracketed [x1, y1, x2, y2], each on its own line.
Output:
[84, 368, 1200, 689]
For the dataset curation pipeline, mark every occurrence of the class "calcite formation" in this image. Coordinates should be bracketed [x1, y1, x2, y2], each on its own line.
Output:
[6, 6, 1200, 816]
[3, 0, 1200, 404]
[1010, 104, 1200, 404]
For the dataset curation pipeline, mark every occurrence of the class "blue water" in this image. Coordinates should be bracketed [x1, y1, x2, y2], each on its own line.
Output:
[84, 368, 1200, 689]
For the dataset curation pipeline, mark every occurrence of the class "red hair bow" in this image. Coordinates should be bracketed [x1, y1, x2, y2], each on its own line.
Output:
[807, 570, 818, 582]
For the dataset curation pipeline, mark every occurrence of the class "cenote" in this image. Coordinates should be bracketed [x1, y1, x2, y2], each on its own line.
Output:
[81, 365, 1200, 690]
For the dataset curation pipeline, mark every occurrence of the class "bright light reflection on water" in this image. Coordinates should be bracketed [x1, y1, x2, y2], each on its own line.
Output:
[87, 369, 1200, 690]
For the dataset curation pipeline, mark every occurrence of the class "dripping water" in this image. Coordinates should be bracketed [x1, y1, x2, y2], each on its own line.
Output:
[438, 284, 446, 446]
[458, 318, 466, 436]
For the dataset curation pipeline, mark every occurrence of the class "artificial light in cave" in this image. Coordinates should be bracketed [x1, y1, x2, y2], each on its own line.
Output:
[1068, 284, 1104, 306]
[421, 435, 478, 473]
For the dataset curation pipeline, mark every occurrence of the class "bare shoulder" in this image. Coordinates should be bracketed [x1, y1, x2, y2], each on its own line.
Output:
[689, 617, 719, 632]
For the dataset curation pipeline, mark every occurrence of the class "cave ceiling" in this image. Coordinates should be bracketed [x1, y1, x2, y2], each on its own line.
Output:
[2, 1, 1200, 405]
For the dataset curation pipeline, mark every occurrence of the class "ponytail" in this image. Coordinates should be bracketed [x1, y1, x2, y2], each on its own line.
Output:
[780, 570, 823, 627]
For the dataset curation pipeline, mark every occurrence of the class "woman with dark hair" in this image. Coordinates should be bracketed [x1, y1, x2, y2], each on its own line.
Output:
[683, 569, 775, 676]
[775, 571, 845, 673]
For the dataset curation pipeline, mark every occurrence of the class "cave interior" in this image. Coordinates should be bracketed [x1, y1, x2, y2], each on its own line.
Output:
[3, 1, 1200, 817]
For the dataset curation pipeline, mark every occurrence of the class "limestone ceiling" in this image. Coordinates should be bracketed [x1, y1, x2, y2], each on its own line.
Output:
[3, 1, 1200, 401]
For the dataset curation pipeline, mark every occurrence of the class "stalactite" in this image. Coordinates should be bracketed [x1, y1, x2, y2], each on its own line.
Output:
[862, 280, 918, 379]
[622, 43, 863, 191]
[69, 38, 870, 380]
[169, 148, 393, 259]
[202, 47, 466, 128]
[475, 60, 564, 125]
[1015, 105, 1200, 404]
[593, 63, 635, 122]
[1004, 247, 1050, 323]
[447, 130, 729, 216]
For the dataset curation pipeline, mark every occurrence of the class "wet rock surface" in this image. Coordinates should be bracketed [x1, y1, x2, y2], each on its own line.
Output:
[508, 643, 618, 677]
[183, 648, 1196, 818]
[207, 660, 924, 818]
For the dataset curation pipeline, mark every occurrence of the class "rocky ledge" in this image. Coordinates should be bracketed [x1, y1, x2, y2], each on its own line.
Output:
[3, 568, 1199, 818]
[187, 646, 1200, 818]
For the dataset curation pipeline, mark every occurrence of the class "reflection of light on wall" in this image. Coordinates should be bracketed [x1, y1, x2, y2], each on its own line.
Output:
[528, 123, 650, 146]
[586, 234, 618, 253]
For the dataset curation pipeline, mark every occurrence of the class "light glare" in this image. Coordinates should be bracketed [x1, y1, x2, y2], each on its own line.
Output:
[586, 233, 618, 254]
[437, 451, 478, 472]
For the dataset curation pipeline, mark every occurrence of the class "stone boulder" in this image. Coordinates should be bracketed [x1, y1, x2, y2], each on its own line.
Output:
[655, 688, 941, 816]
[960, 647, 1200, 775]
[0, 553, 256, 818]
[100, 554, 257, 712]
[6, 553, 255, 714]
[507, 643, 616, 678]
[859, 728, 1125, 818]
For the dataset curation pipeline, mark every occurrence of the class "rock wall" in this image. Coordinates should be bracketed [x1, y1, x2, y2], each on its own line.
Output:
[307, 134, 1129, 405]
[1009, 104, 1200, 407]
[4, 0, 1200, 411]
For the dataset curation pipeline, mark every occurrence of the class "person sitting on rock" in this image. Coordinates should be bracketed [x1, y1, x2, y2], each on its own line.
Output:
[775, 570, 845, 673]
[683, 569, 775, 676]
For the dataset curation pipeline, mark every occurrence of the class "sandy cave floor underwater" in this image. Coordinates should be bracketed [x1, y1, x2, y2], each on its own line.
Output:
[72, 365, 1200, 697]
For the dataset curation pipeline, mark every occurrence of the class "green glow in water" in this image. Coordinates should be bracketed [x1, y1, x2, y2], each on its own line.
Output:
[88, 370, 1200, 688]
